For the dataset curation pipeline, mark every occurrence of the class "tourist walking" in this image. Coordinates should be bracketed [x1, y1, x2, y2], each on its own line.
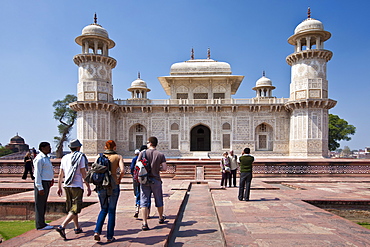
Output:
[228, 150, 238, 187]
[238, 148, 254, 201]
[93, 140, 125, 243]
[22, 151, 35, 180]
[33, 142, 54, 230]
[220, 152, 231, 188]
[55, 139, 91, 240]
[139, 136, 167, 231]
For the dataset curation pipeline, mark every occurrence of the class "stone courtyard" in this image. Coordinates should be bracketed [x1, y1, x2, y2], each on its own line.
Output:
[1, 176, 370, 246]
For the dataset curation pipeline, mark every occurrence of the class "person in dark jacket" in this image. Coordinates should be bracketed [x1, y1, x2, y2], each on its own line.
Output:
[22, 152, 35, 180]
[238, 148, 254, 201]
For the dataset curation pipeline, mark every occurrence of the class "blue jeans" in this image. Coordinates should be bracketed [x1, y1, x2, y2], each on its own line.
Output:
[133, 178, 140, 206]
[94, 185, 120, 239]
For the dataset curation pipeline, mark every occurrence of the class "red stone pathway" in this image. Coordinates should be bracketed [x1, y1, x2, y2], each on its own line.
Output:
[1, 177, 370, 246]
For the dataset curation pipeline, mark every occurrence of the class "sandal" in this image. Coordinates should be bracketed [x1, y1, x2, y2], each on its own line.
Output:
[159, 215, 166, 224]
[55, 225, 66, 239]
[74, 228, 83, 234]
[142, 224, 149, 231]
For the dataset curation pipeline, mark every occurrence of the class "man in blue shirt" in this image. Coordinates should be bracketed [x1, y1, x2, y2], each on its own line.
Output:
[34, 142, 54, 230]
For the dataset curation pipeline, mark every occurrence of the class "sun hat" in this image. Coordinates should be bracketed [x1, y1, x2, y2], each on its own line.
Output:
[68, 139, 82, 148]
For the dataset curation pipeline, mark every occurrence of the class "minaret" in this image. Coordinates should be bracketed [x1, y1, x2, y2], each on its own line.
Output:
[285, 8, 336, 157]
[74, 14, 116, 102]
[70, 14, 118, 156]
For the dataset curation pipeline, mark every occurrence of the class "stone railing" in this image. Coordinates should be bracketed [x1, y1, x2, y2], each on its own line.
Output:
[0, 160, 176, 178]
[114, 98, 289, 106]
[1, 159, 369, 177]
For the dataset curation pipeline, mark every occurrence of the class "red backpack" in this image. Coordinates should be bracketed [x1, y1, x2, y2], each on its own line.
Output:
[133, 151, 151, 184]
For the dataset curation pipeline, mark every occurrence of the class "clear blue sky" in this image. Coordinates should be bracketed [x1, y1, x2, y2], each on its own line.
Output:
[0, 0, 369, 151]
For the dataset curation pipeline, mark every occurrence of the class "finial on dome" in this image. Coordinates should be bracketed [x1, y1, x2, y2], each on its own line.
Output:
[262, 70, 265, 77]
[207, 48, 211, 59]
[138, 71, 141, 79]
[307, 7, 311, 18]
[94, 13, 98, 24]
[191, 48, 194, 60]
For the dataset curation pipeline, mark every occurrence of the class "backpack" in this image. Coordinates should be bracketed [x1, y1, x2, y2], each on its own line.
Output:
[91, 153, 111, 186]
[134, 151, 151, 185]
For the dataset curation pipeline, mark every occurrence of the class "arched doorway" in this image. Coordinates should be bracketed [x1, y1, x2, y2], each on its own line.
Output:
[129, 124, 147, 151]
[190, 125, 211, 151]
[255, 123, 273, 151]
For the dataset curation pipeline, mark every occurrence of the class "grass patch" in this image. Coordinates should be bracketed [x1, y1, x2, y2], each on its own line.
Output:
[0, 220, 50, 241]
[358, 222, 370, 230]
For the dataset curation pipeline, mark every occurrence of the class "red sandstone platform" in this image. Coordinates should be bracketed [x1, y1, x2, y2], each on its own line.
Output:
[1, 176, 370, 246]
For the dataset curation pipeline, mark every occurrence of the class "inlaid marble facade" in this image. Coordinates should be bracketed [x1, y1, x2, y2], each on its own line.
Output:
[70, 14, 337, 158]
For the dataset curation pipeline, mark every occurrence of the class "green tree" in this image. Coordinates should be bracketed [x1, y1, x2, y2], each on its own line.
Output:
[53, 94, 77, 158]
[328, 114, 356, 151]
[342, 146, 351, 157]
[0, 147, 13, 157]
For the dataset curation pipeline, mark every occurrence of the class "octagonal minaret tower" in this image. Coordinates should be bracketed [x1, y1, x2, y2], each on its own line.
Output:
[74, 14, 116, 102]
[285, 8, 336, 157]
[70, 14, 118, 156]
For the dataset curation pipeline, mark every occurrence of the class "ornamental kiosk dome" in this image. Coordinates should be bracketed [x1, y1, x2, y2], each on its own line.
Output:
[252, 73, 276, 98]
[130, 78, 148, 90]
[127, 73, 151, 100]
[255, 76, 274, 87]
[75, 14, 115, 49]
[288, 8, 331, 46]
[82, 23, 109, 39]
[294, 18, 324, 34]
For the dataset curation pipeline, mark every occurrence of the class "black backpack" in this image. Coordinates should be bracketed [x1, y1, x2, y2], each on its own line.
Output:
[91, 153, 111, 186]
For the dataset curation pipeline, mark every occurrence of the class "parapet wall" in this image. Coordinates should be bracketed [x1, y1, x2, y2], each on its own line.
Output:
[1, 158, 369, 177]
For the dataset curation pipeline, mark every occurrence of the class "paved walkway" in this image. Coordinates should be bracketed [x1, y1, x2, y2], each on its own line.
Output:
[168, 183, 224, 246]
[1, 176, 370, 246]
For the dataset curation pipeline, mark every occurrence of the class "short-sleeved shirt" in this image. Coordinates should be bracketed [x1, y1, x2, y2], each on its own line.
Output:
[61, 152, 86, 189]
[138, 148, 166, 181]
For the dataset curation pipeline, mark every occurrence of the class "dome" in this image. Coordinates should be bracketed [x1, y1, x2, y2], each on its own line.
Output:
[294, 18, 324, 34]
[252, 76, 275, 91]
[10, 134, 25, 144]
[256, 76, 273, 87]
[130, 78, 148, 88]
[170, 59, 232, 75]
[75, 23, 115, 49]
[82, 23, 109, 39]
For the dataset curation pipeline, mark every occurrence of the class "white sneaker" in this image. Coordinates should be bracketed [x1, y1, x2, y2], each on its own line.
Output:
[38, 225, 54, 230]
